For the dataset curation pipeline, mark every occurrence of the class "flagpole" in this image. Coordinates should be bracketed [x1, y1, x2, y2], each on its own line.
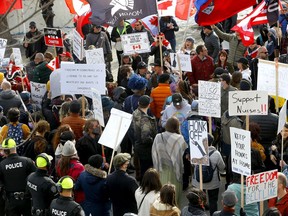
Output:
[182, 0, 193, 44]
[22, 8, 26, 35]
[155, 0, 161, 33]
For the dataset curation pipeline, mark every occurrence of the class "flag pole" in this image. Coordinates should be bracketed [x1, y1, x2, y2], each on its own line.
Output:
[182, 0, 193, 44]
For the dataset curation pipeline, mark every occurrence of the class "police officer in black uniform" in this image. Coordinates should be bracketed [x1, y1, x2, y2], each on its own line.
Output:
[27, 153, 58, 216]
[0, 138, 36, 216]
[49, 176, 85, 216]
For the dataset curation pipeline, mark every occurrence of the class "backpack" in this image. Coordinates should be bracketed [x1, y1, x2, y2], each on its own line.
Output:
[196, 150, 216, 183]
[7, 123, 24, 155]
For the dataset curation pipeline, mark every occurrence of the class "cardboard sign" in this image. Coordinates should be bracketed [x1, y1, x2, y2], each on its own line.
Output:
[121, 32, 150, 54]
[258, 59, 288, 99]
[49, 69, 61, 99]
[230, 127, 251, 176]
[189, 120, 209, 165]
[246, 170, 278, 204]
[85, 48, 105, 64]
[73, 29, 84, 60]
[0, 38, 7, 64]
[30, 81, 47, 108]
[98, 108, 133, 150]
[198, 80, 221, 118]
[277, 100, 287, 134]
[60, 63, 106, 96]
[91, 88, 105, 127]
[44, 28, 63, 47]
[12, 48, 23, 67]
[228, 91, 268, 116]
[170, 53, 192, 72]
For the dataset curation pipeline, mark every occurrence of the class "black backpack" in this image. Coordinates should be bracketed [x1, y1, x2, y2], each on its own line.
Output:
[196, 150, 216, 183]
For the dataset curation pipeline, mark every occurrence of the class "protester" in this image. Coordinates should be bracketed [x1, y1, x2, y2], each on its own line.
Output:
[59, 52, 73, 62]
[160, 16, 179, 52]
[150, 33, 171, 60]
[212, 189, 239, 216]
[249, 122, 266, 162]
[256, 25, 269, 46]
[230, 71, 242, 89]
[178, 36, 195, 55]
[266, 29, 278, 61]
[0, 80, 21, 115]
[202, 26, 220, 62]
[215, 50, 234, 74]
[181, 188, 207, 216]
[220, 73, 237, 116]
[236, 57, 252, 83]
[176, 80, 193, 104]
[148, 59, 166, 89]
[244, 40, 260, 63]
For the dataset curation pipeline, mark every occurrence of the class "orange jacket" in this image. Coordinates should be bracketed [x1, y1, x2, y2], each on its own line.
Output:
[150, 83, 171, 119]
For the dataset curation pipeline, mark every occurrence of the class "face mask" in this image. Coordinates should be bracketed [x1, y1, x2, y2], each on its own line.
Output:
[92, 128, 100, 135]
[28, 122, 34, 129]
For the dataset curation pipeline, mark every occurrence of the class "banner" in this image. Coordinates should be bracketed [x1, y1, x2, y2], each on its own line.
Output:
[30, 81, 47, 108]
[44, 28, 63, 47]
[91, 88, 105, 127]
[60, 63, 106, 96]
[198, 80, 221, 118]
[121, 32, 151, 55]
[73, 29, 84, 61]
[228, 91, 268, 116]
[0, 38, 7, 65]
[170, 53, 192, 72]
[230, 127, 251, 176]
[49, 69, 61, 99]
[12, 48, 23, 67]
[85, 48, 105, 64]
[98, 108, 133, 150]
[246, 170, 278, 204]
[189, 120, 209, 165]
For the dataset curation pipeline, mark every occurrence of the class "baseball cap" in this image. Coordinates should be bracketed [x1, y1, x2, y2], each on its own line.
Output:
[138, 95, 152, 107]
[59, 52, 72, 58]
[137, 61, 147, 69]
[150, 59, 162, 67]
[113, 153, 131, 168]
[237, 57, 249, 65]
[191, 100, 198, 111]
[1, 138, 16, 149]
[222, 190, 238, 207]
[172, 93, 183, 106]
[36, 153, 53, 168]
[29, 21, 36, 27]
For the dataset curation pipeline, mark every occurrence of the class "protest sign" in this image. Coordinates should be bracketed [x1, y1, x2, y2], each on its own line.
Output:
[170, 53, 192, 72]
[49, 69, 61, 99]
[44, 28, 63, 47]
[85, 48, 105, 64]
[91, 88, 105, 127]
[0, 38, 7, 64]
[189, 120, 209, 165]
[73, 29, 84, 60]
[258, 59, 288, 99]
[12, 48, 23, 67]
[246, 170, 278, 204]
[99, 108, 133, 150]
[30, 81, 47, 107]
[60, 63, 106, 96]
[198, 80, 221, 118]
[121, 32, 150, 54]
[228, 91, 268, 116]
[277, 100, 287, 134]
[230, 127, 251, 176]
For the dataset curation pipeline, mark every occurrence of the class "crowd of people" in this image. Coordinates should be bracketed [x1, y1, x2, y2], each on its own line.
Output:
[0, 5, 288, 216]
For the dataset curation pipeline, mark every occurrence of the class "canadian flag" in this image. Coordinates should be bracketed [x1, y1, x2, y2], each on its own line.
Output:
[65, 0, 90, 16]
[46, 57, 60, 71]
[231, 0, 268, 46]
[133, 45, 141, 50]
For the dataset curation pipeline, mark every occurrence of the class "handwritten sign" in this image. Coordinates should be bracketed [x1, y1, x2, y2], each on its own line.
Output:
[228, 91, 268, 116]
[0, 38, 7, 64]
[99, 108, 133, 150]
[246, 170, 278, 204]
[30, 81, 47, 108]
[198, 80, 221, 118]
[85, 48, 105, 64]
[121, 32, 150, 54]
[170, 53, 192, 72]
[230, 127, 251, 176]
[91, 88, 105, 127]
[12, 48, 23, 67]
[73, 29, 84, 60]
[189, 120, 209, 165]
[44, 28, 63, 47]
[60, 63, 106, 96]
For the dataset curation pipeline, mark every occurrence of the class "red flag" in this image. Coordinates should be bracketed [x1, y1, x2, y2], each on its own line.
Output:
[158, 0, 173, 10]
[231, 1, 267, 46]
[46, 57, 60, 71]
[0, 0, 22, 15]
[175, 0, 196, 20]
[195, 0, 256, 25]
[65, 0, 90, 15]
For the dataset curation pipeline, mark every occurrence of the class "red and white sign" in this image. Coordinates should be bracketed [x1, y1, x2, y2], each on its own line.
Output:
[121, 32, 150, 55]
[44, 28, 63, 47]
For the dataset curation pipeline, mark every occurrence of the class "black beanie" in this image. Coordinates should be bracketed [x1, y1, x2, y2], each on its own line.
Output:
[88, 155, 103, 168]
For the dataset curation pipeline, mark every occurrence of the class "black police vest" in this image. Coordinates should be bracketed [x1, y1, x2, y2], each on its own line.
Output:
[50, 196, 81, 216]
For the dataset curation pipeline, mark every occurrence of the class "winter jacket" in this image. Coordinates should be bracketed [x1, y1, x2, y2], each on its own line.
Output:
[181, 206, 207, 216]
[241, 68, 252, 83]
[76, 134, 100, 165]
[221, 85, 237, 116]
[150, 83, 172, 119]
[31, 61, 52, 83]
[85, 31, 112, 55]
[204, 31, 220, 62]
[268, 189, 288, 216]
[61, 113, 86, 141]
[110, 22, 133, 42]
[23, 30, 47, 60]
[221, 111, 243, 145]
[0, 89, 22, 115]
[134, 188, 159, 216]
[75, 164, 110, 216]
[160, 17, 179, 41]
[150, 199, 180, 216]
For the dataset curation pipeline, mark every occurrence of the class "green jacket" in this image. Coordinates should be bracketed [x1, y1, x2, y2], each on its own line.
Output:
[32, 61, 52, 84]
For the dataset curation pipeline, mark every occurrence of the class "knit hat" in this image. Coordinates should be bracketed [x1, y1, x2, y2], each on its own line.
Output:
[214, 67, 228, 77]
[239, 79, 252, 90]
[20, 91, 31, 102]
[137, 61, 147, 69]
[88, 155, 103, 168]
[237, 57, 249, 65]
[222, 190, 238, 207]
[128, 74, 148, 91]
[62, 140, 77, 156]
[113, 153, 131, 168]
[60, 131, 75, 145]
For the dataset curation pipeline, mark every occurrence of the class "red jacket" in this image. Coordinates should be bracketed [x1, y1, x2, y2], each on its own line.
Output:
[150, 83, 171, 119]
[268, 189, 288, 216]
[187, 55, 214, 85]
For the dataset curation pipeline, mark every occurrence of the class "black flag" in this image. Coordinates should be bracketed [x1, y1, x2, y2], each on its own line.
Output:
[265, 0, 279, 26]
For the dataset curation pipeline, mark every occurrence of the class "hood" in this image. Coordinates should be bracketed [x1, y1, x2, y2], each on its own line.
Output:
[0, 90, 17, 99]
[84, 164, 107, 184]
[112, 86, 127, 102]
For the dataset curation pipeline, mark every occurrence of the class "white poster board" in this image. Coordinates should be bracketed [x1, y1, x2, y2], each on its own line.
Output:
[277, 100, 287, 134]
[30, 81, 47, 107]
[98, 108, 133, 150]
[198, 80, 221, 118]
[0, 38, 7, 65]
[170, 53, 192, 72]
[189, 120, 209, 165]
[230, 127, 251, 176]
[228, 91, 268, 116]
[12, 48, 23, 67]
[73, 29, 84, 60]
[85, 48, 105, 64]
[60, 63, 106, 96]
[121, 32, 150, 54]
[258, 59, 288, 99]
[50, 69, 61, 99]
[91, 88, 105, 127]
[246, 170, 278, 204]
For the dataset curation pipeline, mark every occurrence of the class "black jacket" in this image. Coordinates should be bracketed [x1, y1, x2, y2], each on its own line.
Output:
[23, 30, 47, 60]
[50, 196, 85, 216]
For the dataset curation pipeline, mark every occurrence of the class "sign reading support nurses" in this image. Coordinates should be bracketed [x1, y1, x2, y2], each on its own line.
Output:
[121, 32, 150, 54]
[44, 28, 63, 47]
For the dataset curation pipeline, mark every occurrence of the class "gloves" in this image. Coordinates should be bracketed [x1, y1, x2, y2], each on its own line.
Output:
[240, 208, 246, 216]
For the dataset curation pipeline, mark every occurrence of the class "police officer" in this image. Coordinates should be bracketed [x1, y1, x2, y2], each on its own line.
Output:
[0, 138, 36, 216]
[27, 153, 58, 216]
[49, 176, 84, 216]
